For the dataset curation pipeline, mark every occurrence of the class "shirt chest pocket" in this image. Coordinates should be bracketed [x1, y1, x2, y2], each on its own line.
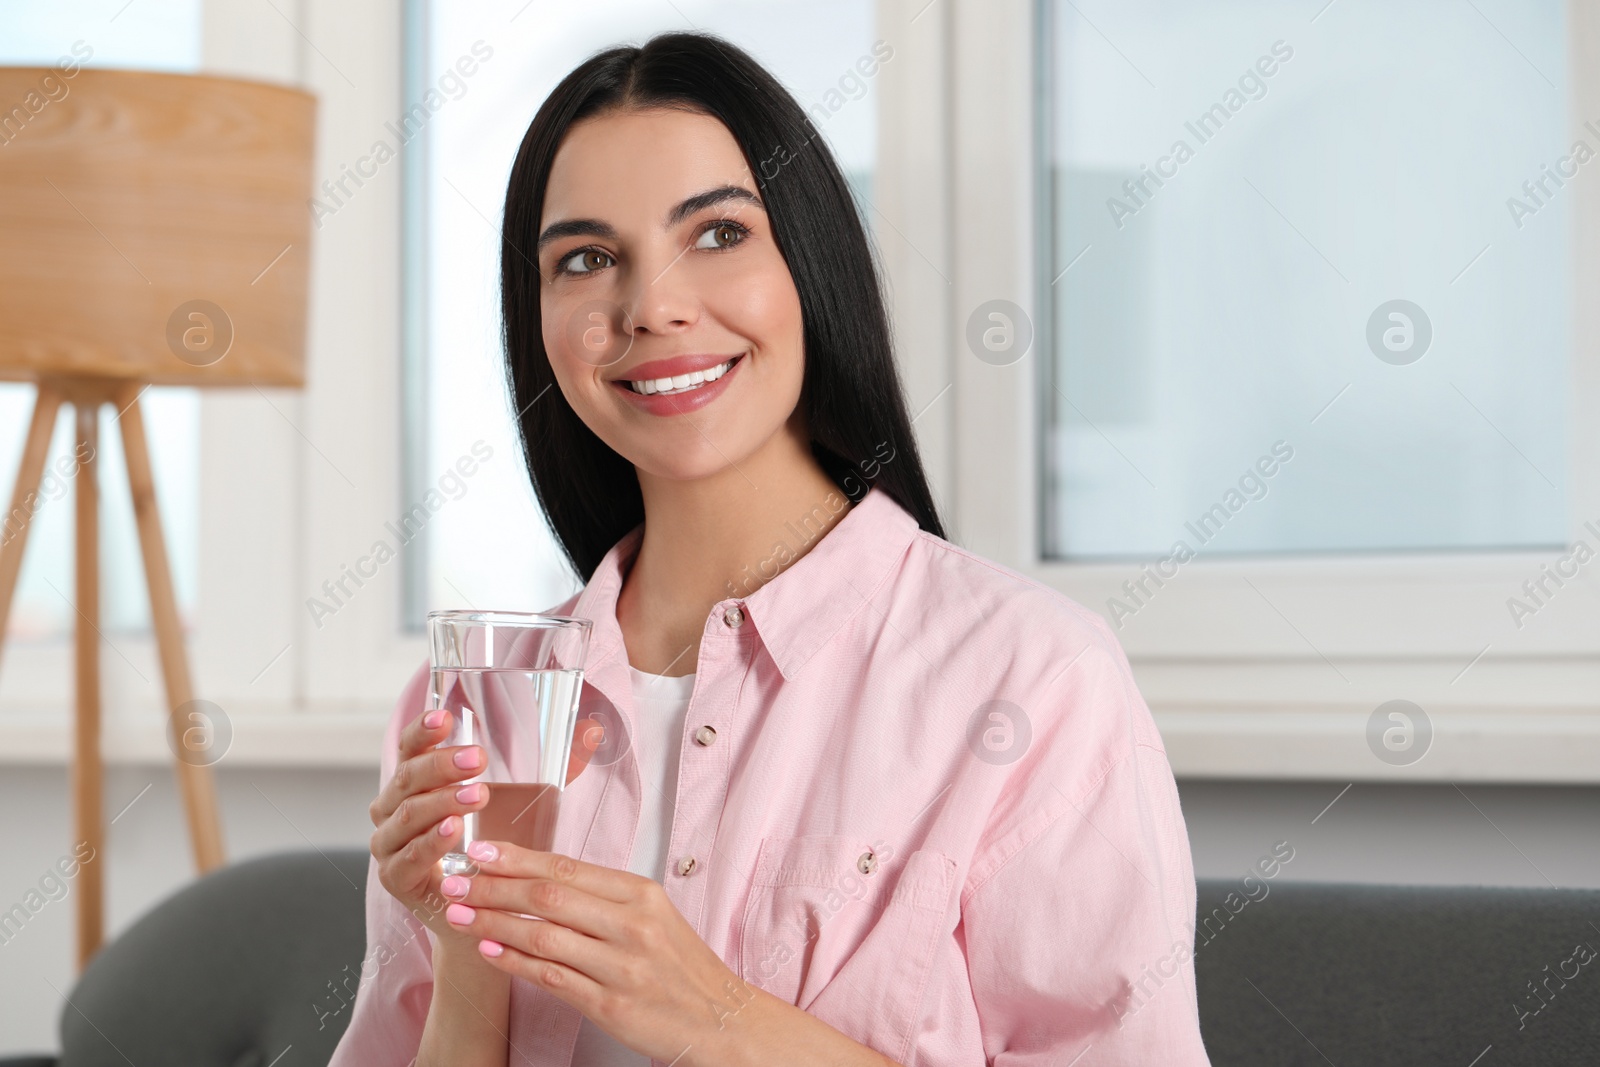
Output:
[738, 834, 955, 1058]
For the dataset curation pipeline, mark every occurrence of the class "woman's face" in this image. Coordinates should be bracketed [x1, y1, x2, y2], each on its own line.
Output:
[537, 106, 806, 482]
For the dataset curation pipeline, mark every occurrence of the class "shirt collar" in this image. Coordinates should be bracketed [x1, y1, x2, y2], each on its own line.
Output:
[569, 484, 920, 692]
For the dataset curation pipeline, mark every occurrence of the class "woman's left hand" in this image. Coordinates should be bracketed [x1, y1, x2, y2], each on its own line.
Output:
[439, 839, 757, 1063]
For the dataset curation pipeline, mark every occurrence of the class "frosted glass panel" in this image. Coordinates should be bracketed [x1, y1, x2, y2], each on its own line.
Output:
[1042, 0, 1569, 559]
[412, 0, 879, 623]
[0, 1, 202, 637]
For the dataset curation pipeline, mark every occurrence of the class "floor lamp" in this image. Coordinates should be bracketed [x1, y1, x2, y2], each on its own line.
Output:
[0, 68, 316, 969]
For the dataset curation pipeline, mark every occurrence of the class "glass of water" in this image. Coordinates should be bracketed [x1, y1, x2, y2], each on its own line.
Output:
[428, 610, 593, 877]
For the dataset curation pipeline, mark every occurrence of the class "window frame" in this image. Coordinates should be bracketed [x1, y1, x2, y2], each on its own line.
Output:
[2, 0, 427, 767]
[199, 0, 430, 733]
[922, 0, 1600, 781]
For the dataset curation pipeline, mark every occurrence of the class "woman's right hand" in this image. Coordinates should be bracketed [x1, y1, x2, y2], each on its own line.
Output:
[368, 706, 607, 939]
[368, 708, 493, 939]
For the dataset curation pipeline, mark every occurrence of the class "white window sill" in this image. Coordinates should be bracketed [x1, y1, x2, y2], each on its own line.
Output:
[1156, 706, 1600, 783]
[2, 702, 1597, 781]
[0, 706, 391, 767]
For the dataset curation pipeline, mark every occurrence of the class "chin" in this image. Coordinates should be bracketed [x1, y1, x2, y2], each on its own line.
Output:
[589, 391, 800, 483]
[630, 448, 753, 483]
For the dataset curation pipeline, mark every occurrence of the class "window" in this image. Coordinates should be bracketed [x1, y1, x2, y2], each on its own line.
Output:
[402, 0, 882, 629]
[1040, 0, 1569, 560]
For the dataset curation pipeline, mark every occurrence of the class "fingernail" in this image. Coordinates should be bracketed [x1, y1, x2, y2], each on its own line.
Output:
[441, 875, 470, 897]
[479, 939, 504, 958]
[454, 748, 483, 769]
[446, 903, 475, 925]
[456, 783, 482, 804]
[467, 840, 497, 862]
[437, 816, 457, 837]
[423, 709, 446, 730]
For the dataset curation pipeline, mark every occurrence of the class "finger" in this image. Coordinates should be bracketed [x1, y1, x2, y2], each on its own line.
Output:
[438, 869, 622, 942]
[371, 778, 491, 862]
[480, 938, 605, 1013]
[372, 737, 486, 825]
[566, 716, 605, 786]
[462, 840, 636, 904]
[371, 707, 453, 826]
[443, 904, 612, 995]
[400, 707, 451, 761]
[377, 808, 466, 895]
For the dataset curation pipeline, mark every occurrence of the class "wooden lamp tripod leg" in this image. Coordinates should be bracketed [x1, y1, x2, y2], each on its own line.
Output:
[0, 383, 64, 667]
[72, 399, 104, 971]
[1, 382, 225, 968]
[0, 385, 109, 969]
[114, 383, 226, 877]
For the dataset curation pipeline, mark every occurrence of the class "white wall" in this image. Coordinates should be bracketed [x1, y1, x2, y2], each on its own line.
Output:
[1180, 780, 1600, 889]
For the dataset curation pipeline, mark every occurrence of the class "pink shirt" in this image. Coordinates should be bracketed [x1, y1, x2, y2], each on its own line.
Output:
[330, 485, 1212, 1066]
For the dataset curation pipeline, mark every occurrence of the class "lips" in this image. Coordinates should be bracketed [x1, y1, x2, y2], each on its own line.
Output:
[612, 353, 746, 416]
[622, 356, 736, 396]
[613, 352, 742, 385]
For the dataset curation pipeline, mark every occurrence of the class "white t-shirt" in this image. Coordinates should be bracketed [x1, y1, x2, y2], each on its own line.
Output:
[570, 666, 696, 1066]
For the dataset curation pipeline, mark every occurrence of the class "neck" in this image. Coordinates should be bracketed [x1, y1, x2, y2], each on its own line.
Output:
[616, 417, 855, 674]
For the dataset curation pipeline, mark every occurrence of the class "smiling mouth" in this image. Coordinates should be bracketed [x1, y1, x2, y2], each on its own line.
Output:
[623, 355, 743, 396]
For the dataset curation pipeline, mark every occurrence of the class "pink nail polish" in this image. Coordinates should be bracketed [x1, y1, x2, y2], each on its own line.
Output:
[479, 939, 504, 958]
[437, 816, 457, 837]
[467, 840, 497, 862]
[456, 783, 482, 804]
[454, 748, 483, 769]
[441, 875, 470, 898]
[423, 709, 446, 730]
[446, 903, 475, 925]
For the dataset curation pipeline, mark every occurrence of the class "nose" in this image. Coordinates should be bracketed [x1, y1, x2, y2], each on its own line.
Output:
[624, 250, 699, 336]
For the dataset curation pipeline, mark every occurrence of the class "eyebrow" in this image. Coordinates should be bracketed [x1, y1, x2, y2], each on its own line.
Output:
[536, 184, 765, 254]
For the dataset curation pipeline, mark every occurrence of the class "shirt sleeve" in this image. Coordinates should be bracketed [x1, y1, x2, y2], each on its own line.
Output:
[327, 657, 440, 1067]
[961, 628, 1212, 1065]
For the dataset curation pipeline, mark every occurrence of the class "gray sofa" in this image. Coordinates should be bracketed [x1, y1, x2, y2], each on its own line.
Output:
[1191, 879, 1600, 1065]
[1, 850, 369, 1067]
[5, 851, 1598, 1065]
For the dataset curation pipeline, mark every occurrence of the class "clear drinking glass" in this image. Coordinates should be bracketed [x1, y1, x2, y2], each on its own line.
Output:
[428, 610, 593, 877]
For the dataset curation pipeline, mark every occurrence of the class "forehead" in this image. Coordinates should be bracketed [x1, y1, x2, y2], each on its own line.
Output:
[541, 107, 757, 228]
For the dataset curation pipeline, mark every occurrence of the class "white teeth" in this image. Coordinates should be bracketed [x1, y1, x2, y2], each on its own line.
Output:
[628, 358, 734, 395]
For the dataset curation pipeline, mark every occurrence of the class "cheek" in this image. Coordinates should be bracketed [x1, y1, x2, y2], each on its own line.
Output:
[537, 301, 601, 417]
[540, 294, 579, 368]
[537, 319, 572, 391]
[540, 298, 592, 383]
[708, 259, 804, 358]
[543, 293, 635, 378]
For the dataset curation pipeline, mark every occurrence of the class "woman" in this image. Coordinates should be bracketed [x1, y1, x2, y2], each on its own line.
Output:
[332, 30, 1211, 1067]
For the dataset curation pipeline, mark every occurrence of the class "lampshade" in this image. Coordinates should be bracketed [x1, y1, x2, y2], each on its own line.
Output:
[0, 68, 316, 387]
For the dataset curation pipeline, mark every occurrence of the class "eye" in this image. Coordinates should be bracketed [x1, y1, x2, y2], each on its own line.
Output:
[555, 247, 613, 277]
[694, 219, 751, 251]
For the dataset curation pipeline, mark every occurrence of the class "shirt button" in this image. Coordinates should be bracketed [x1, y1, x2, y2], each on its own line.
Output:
[677, 856, 698, 877]
[857, 851, 878, 875]
[693, 725, 718, 746]
[723, 605, 744, 628]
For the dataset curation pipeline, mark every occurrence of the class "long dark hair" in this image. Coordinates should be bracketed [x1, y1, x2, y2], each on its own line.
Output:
[501, 30, 946, 582]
